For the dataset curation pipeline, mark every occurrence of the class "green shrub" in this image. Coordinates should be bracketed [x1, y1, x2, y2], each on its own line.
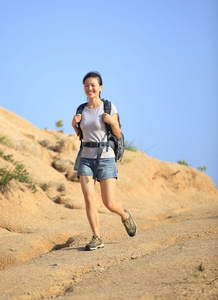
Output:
[124, 140, 137, 152]
[40, 185, 47, 192]
[195, 263, 205, 272]
[177, 159, 190, 166]
[0, 135, 13, 147]
[0, 153, 37, 193]
[55, 120, 64, 132]
[196, 165, 207, 172]
[0, 169, 15, 193]
[178, 159, 207, 173]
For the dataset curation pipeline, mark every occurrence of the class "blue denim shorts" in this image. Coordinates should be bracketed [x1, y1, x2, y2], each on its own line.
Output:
[77, 157, 117, 182]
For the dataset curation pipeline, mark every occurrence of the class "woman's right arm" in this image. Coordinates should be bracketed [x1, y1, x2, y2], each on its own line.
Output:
[72, 114, 82, 136]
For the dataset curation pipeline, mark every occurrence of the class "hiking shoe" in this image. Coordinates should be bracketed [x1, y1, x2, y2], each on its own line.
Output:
[122, 209, 137, 237]
[85, 235, 104, 251]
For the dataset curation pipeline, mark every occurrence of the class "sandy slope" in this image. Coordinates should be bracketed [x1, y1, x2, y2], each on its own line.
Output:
[0, 105, 217, 299]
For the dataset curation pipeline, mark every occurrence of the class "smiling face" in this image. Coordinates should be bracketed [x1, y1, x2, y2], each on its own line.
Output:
[84, 77, 103, 100]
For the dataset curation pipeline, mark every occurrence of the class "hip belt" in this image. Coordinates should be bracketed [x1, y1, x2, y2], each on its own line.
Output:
[74, 141, 115, 179]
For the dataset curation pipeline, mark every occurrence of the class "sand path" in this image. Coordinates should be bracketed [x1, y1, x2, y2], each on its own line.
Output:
[0, 204, 217, 300]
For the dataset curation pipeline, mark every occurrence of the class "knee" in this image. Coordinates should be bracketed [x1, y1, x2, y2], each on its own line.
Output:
[84, 195, 96, 209]
[103, 200, 115, 212]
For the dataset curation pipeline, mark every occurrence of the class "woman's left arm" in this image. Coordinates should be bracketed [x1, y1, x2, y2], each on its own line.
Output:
[102, 113, 121, 139]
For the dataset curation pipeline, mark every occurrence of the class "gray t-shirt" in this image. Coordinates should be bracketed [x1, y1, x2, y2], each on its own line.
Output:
[80, 102, 117, 159]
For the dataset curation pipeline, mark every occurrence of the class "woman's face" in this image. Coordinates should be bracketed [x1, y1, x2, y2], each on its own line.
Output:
[84, 77, 102, 100]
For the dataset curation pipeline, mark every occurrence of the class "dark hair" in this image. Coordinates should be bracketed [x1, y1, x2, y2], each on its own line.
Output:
[82, 71, 103, 86]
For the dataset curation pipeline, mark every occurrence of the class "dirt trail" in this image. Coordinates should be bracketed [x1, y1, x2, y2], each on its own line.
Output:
[0, 204, 217, 300]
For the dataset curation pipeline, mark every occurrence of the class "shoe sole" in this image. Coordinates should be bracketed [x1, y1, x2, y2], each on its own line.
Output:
[125, 209, 137, 237]
[85, 243, 104, 251]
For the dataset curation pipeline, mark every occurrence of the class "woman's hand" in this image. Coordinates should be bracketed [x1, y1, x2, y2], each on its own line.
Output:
[72, 114, 82, 137]
[102, 113, 114, 125]
[102, 113, 121, 139]
[72, 114, 82, 128]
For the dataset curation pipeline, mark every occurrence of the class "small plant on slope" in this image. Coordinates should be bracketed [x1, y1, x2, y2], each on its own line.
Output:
[0, 169, 15, 193]
[195, 263, 205, 272]
[124, 140, 137, 152]
[0, 152, 37, 193]
[196, 165, 207, 173]
[55, 120, 64, 132]
[177, 159, 190, 166]
[0, 135, 13, 147]
[177, 159, 207, 173]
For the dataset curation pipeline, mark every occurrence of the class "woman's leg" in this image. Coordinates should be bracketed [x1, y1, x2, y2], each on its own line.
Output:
[100, 178, 128, 220]
[80, 175, 100, 236]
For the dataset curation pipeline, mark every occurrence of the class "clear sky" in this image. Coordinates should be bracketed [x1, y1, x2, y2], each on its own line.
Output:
[0, 0, 217, 188]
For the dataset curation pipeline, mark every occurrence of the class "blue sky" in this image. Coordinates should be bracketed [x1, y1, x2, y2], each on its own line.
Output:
[0, 0, 217, 188]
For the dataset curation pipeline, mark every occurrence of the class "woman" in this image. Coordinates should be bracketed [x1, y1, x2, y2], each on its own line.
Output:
[72, 71, 137, 251]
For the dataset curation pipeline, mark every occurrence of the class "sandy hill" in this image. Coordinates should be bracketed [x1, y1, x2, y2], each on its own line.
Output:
[0, 105, 217, 300]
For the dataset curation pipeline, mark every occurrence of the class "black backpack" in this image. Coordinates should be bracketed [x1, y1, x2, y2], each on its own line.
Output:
[74, 99, 124, 178]
[103, 99, 125, 162]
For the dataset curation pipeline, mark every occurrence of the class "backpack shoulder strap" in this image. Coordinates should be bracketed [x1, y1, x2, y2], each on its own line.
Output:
[76, 102, 87, 114]
[102, 99, 112, 136]
[76, 102, 87, 141]
[102, 99, 111, 115]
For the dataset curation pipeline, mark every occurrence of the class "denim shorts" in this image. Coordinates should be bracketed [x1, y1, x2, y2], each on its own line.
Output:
[77, 157, 117, 182]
